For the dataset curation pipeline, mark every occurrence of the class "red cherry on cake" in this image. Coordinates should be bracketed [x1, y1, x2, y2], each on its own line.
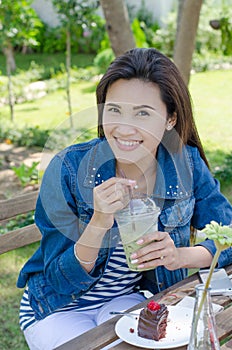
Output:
[147, 300, 161, 311]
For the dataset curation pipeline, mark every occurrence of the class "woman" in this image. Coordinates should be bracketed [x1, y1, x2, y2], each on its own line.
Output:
[17, 48, 232, 349]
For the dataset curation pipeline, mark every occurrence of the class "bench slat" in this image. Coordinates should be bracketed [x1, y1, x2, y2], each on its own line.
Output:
[0, 191, 39, 220]
[0, 224, 41, 254]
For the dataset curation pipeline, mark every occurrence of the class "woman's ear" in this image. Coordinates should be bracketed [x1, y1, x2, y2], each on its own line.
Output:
[166, 112, 177, 131]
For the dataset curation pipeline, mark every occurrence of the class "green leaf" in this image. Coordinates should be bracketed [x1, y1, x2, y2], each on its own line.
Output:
[202, 220, 232, 249]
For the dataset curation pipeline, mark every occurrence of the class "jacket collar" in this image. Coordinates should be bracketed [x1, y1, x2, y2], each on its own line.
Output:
[154, 144, 193, 199]
[83, 138, 115, 188]
[83, 138, 193, 199]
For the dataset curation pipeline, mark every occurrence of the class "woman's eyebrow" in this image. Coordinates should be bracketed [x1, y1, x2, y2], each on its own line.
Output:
[133, 104, 156, 111]
[105, 102, 121, 109]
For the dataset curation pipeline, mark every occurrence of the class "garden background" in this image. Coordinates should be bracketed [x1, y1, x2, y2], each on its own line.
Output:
[0, 0, 232, 349]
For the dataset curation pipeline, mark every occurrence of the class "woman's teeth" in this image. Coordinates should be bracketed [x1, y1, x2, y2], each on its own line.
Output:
[117, 139, 141, 146]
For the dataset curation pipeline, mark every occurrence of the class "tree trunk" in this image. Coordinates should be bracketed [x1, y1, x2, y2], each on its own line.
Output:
[3, 44, 15, 121]
[66, 28, 73, 128]
[173, 0, 203, 85]
[3, 44, 16, 72]
[100, 0, 135, 56]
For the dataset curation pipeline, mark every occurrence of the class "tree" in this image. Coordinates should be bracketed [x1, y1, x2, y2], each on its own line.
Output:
[100, 0, 135, 56]
[174, 0, 203, 85]
[52, 0, 98, 128]
[0, 0, 42, 121]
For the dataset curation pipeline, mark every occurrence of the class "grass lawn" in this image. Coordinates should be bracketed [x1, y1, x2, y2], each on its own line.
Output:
[1, 81, 97, 129]
[0, 52, 95, 76]
[190, 70, 232, 154]
[0, 64, 232, 349]
[0, 244, 40, 350]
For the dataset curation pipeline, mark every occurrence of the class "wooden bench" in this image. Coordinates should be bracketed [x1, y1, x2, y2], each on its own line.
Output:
[0, 190, 41, 255]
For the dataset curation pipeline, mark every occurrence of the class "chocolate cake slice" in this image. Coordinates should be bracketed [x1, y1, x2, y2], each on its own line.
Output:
[137, 300, 169, 341]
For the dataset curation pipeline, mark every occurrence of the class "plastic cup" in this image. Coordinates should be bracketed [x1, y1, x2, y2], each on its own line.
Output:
[115, 195, 160, 271]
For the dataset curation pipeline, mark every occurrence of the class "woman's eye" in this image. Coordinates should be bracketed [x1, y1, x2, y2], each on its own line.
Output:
[108, 107, 120, 113]
[137, 110, 149, 117]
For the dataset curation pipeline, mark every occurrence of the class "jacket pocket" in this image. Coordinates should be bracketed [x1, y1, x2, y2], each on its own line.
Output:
[159, 197, 195, 247]
[159, 196, 195, 229]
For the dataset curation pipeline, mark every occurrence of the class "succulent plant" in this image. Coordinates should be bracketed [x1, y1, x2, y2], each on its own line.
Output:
[196, 221, 232, 325]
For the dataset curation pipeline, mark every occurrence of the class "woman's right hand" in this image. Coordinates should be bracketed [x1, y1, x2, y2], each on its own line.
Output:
[91, 177, 136, 230]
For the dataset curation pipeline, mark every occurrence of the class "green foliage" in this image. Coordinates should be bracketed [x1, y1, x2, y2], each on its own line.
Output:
[130, 0, 160, 47]
[213, 152, 232, 185]
[150, 11, 177, 57]
[196, 2, 222, 55]
[0, 0, 43, 49]
[77, 14, 106, 54]
[131, 18, 149, 48]
[192, 52, 232, 72]
[0, 123, 50, 147]
[0, 212, 34, 235]
[135, 0, 155, 28]
[35, 24, 67, 54]
[52, 0, 99, 40]
[220, 16, 232, 55]
[0, 122, 97, 151]
[93, 48, 115, 73]
[202, 221, 232, 248]
[34, 14, 105, 55]
[45, 127, 97, 151]
[0, 52, 95, 76]
[11, 162, 39, 187]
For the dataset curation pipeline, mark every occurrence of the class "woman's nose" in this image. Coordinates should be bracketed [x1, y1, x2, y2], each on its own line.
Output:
[115, 122, 137, 135]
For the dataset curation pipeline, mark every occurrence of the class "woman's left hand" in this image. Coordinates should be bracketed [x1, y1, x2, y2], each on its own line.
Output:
[129, 231, 180, 271]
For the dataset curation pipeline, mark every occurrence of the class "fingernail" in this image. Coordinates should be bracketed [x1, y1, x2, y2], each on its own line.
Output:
[138, 264, 144, 269]
[131, 259, 138, 264]
[128, 179, 136, 184]
[136, 239, 143, 245]
[130, 253, 137, 259]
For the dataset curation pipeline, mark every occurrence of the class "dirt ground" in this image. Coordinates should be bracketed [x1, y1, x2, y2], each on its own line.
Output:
[0, 143, 42, 199]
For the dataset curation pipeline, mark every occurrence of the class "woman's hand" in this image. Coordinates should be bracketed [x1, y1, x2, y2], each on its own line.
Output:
[91, 177, 136, 230]
[129, 231, 181, 271]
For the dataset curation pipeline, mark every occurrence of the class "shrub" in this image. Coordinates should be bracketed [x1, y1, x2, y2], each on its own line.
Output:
[0, 124, 50, 148]
[93, 48, 115, 73]
[214, 152, 232, 186]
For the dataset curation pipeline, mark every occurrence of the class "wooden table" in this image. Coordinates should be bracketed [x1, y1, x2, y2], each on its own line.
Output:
[55, 265, 232, 350]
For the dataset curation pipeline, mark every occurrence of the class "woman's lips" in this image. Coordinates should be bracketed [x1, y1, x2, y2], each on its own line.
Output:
[114, 137, 142, 151]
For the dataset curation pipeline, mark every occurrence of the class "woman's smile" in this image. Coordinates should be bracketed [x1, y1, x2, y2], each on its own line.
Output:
[114, 136, 143, 151]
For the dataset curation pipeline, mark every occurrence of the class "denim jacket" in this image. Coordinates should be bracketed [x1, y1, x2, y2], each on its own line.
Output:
[17, 138, 232, 320]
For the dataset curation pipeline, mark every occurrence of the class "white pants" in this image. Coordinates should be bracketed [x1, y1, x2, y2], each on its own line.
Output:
[23, 293, 146, 350]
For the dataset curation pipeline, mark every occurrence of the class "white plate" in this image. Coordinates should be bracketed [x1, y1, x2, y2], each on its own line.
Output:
[115, 305, 193, 349]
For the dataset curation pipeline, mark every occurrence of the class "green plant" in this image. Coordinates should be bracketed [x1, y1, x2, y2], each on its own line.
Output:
[213, 152, 232, 185]
[131, 18, 149, 48]
[93, 48, 115, 73]
[0, 123, 51, 148]
[0, 212, 34, 235]
[220, 16, 232, 55]
[151, 11, 177, 57]
[11, 161, 39, 187]
[194, 221, 232, 324]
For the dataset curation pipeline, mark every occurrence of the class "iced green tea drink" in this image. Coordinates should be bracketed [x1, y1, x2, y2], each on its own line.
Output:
[115, 196, 160, 271]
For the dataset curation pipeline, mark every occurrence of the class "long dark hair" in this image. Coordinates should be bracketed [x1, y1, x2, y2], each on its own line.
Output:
[96, 48, 209, 167]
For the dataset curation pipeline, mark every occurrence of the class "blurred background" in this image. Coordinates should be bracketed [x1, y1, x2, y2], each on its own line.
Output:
[0, 1, 232, 348]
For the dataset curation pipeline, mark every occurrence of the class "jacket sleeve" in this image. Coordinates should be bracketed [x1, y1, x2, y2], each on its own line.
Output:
[35, 154, 106, 295]
[190, 147, 232, 267]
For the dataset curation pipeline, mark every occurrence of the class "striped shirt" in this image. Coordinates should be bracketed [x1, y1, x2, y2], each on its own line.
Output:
[19, 242, 142, 331]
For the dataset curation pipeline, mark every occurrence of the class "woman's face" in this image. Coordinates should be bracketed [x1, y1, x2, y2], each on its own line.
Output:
[103, 78, 169, 165]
